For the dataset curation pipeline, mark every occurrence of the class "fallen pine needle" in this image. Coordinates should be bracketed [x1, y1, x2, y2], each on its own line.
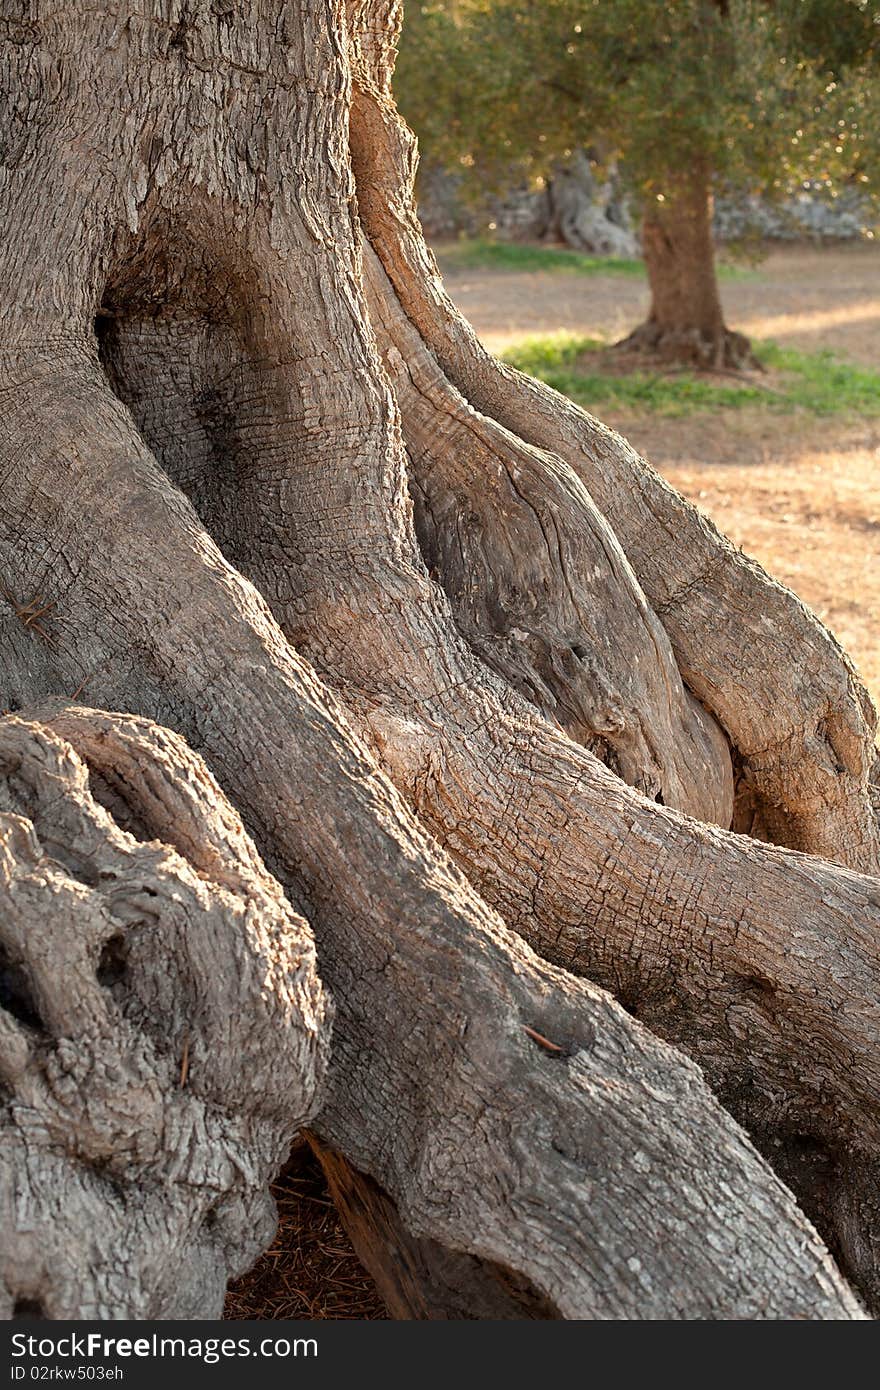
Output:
[523, 1025, 564, 1053]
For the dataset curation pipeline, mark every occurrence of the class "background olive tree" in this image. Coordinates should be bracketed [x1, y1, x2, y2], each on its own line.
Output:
[397, 0, 879, 365]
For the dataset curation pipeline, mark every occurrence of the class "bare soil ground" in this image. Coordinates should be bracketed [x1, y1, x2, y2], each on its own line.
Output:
[440, 243, 880, 707]
[227, 243, 879, 1321]
[225, 1145, 386, 1320]
[444, 243, 880, 366]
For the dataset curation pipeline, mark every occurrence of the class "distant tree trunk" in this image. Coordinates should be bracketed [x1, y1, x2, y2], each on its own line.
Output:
[1, 0, 879, 1321]
[618, 164, 755, 368]
[545, 153, 638, 258]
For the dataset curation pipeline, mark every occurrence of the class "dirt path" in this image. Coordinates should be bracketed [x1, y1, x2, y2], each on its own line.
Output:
[439, 244, 880, 711]
[439, 243, 880, 365]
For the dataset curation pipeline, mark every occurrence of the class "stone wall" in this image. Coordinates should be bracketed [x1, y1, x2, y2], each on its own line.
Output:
[417, 159, 873, 251]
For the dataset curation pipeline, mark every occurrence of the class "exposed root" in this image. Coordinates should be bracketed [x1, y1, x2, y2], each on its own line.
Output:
[614, 319, 761, 372]
[0, 0, 878, 1322]
[345, 22, 879, 875]
[0, 355, 868, 1315]
[363, 242, 734, 828]
[0, 707, 328, 1318]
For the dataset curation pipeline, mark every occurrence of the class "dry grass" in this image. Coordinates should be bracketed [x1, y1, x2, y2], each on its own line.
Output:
[615, 412, 880, 712]
[439, 242, 880, 367]
[224, 1145, 386, 1321]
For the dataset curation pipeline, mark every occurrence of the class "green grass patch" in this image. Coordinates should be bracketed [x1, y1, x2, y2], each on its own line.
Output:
[437, 237, 750, 280]
[755, 342, 880, 416]
[438, 239, 644, 277]
[500, 332, 880, 418]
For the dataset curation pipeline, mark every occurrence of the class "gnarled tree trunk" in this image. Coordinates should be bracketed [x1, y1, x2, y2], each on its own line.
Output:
[546, 152, 639, 258]
[1, 0, 878, 1320]
[616, 165, 756, 368]
[0, 706, 328, 1318]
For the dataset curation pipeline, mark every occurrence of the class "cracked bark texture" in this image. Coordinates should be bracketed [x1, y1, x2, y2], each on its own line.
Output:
[347, 0, 879, 876]
[0, 706, 328, 1319]
[0, 0, 877, 1319]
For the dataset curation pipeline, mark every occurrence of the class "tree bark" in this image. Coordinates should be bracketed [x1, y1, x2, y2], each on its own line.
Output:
[617, 165, 756, 368]
[346, 24, 879, 876]
[0, 706, 328, 1319]
[0, 0, 878, 1320]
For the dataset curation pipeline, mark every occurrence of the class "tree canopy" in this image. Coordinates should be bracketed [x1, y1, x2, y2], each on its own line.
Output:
[397, 0, 878, 224]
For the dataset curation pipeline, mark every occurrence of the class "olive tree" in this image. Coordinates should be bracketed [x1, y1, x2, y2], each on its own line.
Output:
[397, 0, 879, 366]
[1, 0, 879, 1320]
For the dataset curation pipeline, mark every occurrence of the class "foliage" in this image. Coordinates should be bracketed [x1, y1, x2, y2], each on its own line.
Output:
[501, 332, 880, 417]
[396, 1, 879, 223]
